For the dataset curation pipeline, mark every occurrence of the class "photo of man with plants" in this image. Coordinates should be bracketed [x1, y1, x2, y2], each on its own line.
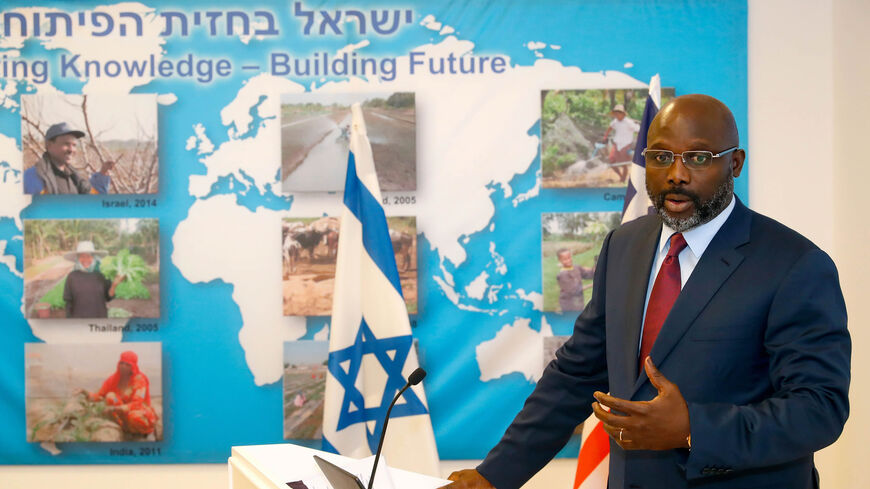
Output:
[23, 218, 160, 319]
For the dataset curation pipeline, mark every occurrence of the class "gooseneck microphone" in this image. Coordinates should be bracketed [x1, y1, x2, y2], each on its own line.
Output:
[367, 367, 426, 489]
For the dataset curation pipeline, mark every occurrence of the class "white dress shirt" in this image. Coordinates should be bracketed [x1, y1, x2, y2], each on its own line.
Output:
[638, 197, 736, 350]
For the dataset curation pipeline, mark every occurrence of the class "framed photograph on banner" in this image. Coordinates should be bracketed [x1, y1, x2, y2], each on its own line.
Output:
[25, 342, 163, 443]
[280, 92, 417, 193]
[283, 340, 329, 440]
[23, 219, 160, 320]
[20, 93, 158, 195]
[540, 88, 674, 189]
[541, 212, 620, 313]
[282, 216, 417, 316]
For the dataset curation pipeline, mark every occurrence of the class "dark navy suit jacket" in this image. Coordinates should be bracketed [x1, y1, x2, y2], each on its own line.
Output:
[477, 199, 850, 489]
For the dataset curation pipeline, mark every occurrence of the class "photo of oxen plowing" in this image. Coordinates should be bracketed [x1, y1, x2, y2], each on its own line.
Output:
[282, 216, 417, 316]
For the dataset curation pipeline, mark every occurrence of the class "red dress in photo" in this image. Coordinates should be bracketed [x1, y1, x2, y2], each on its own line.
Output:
[90, 350, 157, 435]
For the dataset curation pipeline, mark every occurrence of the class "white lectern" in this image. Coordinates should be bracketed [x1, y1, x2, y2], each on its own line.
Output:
[229, 443, 449, 489]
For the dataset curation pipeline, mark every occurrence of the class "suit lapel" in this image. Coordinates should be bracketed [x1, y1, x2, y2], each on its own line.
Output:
[614, 218, 661, 392]
[631, 198, 753, 396]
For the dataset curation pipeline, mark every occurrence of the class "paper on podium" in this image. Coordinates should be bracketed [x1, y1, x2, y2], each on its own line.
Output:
[229, 443, 450, 489]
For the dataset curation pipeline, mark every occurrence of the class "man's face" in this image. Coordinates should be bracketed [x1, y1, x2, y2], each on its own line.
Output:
[644, 102, 745, 232]
[45, 134, 79, 167]
[613, 111, 626, 121]
[78, 253, 94, 269]
[557, 252, 573, 268]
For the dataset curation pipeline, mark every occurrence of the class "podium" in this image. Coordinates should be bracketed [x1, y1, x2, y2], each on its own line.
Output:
[229, 443, 450, 489]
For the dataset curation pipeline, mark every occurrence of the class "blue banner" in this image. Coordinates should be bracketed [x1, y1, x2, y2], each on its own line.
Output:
[0, 0, 747, 464]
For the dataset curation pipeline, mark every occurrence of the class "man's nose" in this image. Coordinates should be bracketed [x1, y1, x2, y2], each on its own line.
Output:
[666, 155, 691, 185]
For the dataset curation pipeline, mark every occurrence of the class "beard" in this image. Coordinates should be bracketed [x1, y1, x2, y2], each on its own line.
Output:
[646, 175, 734, 232]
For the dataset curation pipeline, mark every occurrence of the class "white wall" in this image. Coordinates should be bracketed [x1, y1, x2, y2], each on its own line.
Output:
[827, 0, 870, 487]
[3, 1, 868, 487]
[749, 1, 870, 488]
[748, 0, 835, 250]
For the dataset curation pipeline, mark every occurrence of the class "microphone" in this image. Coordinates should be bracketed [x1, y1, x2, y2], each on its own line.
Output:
[367, 367, 426, 489]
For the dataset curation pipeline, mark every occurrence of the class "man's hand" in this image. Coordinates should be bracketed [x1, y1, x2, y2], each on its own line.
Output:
[109, 274, 126, 297]
[591, 357, 690, 450]
[439, 469, 495, 489]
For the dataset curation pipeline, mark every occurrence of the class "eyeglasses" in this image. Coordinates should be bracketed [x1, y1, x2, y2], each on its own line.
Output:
[641, 147, 739, 170]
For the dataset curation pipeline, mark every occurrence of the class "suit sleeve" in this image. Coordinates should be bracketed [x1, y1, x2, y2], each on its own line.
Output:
[685, 248, 850, 478]
[477, 231, 614, 489]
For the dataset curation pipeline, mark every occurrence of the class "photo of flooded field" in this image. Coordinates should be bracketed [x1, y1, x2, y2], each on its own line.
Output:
[280, 91, 416, 192]
[25, 342, 162, 443]
[282, 216, 417, 316]
[283, 340, 328, 440]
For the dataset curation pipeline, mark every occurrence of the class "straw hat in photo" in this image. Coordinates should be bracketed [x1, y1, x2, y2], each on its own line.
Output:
[63, 241, 108, 262]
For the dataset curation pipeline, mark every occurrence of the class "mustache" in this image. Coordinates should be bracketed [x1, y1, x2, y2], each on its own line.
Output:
[653, 187, 700, 204]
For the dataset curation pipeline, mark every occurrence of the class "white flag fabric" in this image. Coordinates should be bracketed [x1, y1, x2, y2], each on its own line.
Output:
[575, 75, 661, 489]
[621, 74, 661, 224]
[574, 416, 610, 489]
[322, 103, 440, 477]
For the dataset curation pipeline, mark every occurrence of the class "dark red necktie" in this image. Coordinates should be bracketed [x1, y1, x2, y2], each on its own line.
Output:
[639, 233, 688, 370]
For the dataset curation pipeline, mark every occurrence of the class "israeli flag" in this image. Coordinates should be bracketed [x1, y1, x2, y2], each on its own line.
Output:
[621, 74, 661, 223]
[322, 103, 440, 476]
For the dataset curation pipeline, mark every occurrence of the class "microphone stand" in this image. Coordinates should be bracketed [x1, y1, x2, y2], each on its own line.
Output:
[367, 368, 426, 489]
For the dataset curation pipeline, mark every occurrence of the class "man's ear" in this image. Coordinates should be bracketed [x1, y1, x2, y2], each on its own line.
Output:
[731, 149, 746, 177]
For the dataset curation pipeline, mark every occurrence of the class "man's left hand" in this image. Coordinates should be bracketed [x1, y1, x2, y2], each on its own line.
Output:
[591, 357, 690, 450]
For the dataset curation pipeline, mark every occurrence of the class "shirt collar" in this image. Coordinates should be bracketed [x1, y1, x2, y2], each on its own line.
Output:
[46, 153, 72, 177]
[658, 196, 736, 257]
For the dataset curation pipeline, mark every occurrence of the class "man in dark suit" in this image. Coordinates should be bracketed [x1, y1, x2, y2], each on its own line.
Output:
[444, 94, 850, 489]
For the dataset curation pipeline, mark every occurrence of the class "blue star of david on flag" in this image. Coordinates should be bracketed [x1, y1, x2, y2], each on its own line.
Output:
[328, 318, 428, 453]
